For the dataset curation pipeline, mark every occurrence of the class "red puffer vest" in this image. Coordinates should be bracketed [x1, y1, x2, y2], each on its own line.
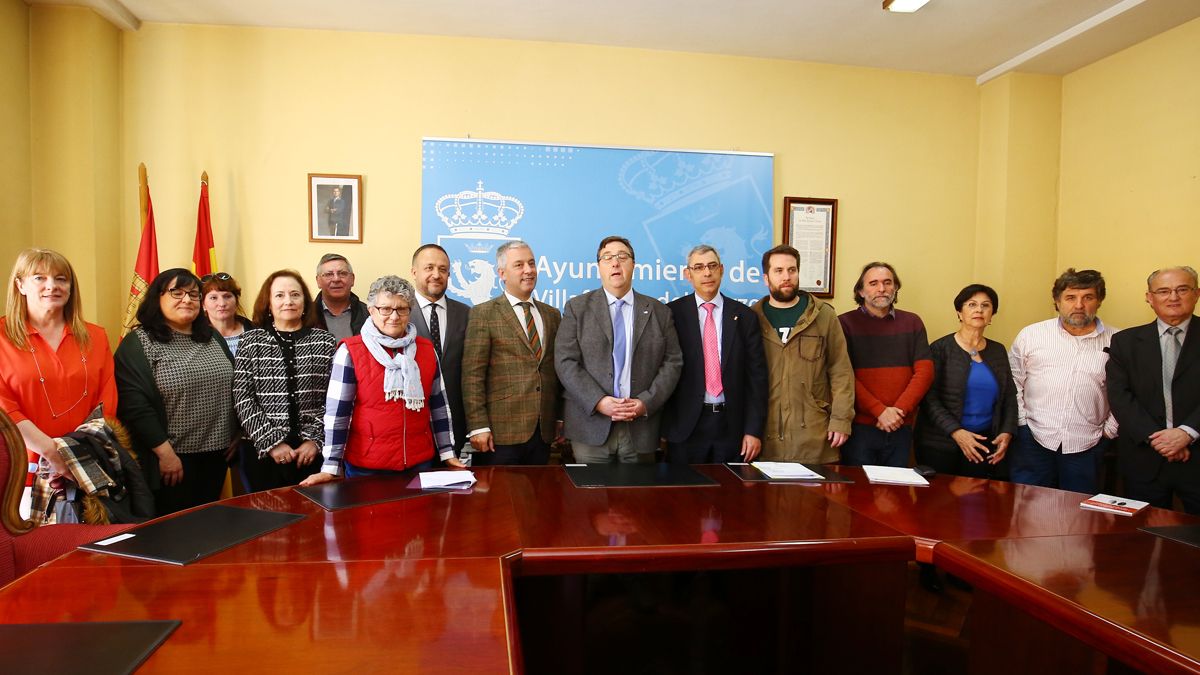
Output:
[342, 335, 438, 471]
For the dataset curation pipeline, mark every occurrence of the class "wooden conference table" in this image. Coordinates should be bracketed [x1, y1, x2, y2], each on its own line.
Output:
[0, 464, 1197, 674]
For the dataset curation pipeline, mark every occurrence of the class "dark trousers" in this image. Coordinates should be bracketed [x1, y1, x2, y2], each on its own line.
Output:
[239, 442, 320, 493]
[1010, 425, 1105, 494]
[916, 442, 1009, 480]
[155, 449, 227, 516]
[474, 424, 552, 466]
[668, 408, 742, 464]
[1122, 460, 1200, 515]
[840, 423, 911, 467]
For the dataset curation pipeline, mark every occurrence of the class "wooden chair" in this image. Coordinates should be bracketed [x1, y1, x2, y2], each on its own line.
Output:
[0, 409, 130, 587]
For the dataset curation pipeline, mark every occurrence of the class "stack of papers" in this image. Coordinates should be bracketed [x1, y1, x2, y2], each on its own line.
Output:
[1080, 493, 1149, 516]
[418, 470, 477, 489]
[862, 465, 930, 487]
[751, 462, 824, 480]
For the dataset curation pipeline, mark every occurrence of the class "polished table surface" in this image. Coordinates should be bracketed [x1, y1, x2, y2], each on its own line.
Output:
[1, 464, 1198, 673]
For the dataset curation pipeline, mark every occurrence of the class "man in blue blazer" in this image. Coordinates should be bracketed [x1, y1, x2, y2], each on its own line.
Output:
[554, 236, 682, 463]
[663, 245, 768, 463]
[1107, 266, 1200, 514]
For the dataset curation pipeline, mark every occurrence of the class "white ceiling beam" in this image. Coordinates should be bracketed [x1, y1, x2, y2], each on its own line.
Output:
[976, 0, 1148, 85]
[28, 0, 142, 31]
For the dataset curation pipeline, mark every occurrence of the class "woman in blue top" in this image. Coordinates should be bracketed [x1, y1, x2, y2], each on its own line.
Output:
[916, 284, 1018, 480]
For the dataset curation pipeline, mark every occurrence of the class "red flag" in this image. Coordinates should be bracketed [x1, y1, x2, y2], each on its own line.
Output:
[192, 175, 217, 277]
[122, 187, 160, 335]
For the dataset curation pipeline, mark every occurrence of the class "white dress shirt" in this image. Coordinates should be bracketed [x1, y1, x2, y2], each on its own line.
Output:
[694, 293, 725, 404]
[415, 293, 446, 351]
[1156, 316, 1197, 440]
[1009, 317, 1119, 454]
[605, 288, 635, 399]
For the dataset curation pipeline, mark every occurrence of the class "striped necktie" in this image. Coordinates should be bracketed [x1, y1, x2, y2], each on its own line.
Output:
[518, 301, 542, 361]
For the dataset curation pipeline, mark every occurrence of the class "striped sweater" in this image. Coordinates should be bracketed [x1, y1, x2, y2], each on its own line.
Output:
[837, 307, 934, 427]
[233, 327, 337, 456]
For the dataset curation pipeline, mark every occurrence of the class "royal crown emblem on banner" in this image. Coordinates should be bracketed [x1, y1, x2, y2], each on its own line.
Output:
[618, 152, 735, 210]
[436, 180, 524, 305]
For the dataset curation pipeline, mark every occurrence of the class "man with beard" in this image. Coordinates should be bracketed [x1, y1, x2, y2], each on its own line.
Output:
[1009, 269, 1118, 493]
[837, 262, 933, 467]
[314, 253, 368, 341]
[751, 244, 854, 463]
[410, 244, 470, 458]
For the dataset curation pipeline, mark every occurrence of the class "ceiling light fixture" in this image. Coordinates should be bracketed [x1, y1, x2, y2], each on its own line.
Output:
[883, 0, 932, 12]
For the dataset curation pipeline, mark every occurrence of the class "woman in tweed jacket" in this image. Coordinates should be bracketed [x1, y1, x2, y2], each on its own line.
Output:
[234, 270, 336, 491]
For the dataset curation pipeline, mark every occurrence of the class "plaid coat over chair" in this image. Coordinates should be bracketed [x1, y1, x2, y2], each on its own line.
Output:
[461, 295, 563, 446]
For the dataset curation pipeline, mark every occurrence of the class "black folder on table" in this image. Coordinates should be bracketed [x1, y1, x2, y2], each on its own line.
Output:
[78, 505, 305, 565]
[294, 474, 472, 511]
[0, 620, 180, 675]
[1139, 524, 1200, 550]
[564, 462, 718, 488]
[726, 462, 855, 484]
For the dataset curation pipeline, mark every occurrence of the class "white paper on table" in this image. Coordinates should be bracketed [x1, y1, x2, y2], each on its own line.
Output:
[751, 461, 823, 480]
[862, 465, 929, 487]
[419, 470, 477, 489]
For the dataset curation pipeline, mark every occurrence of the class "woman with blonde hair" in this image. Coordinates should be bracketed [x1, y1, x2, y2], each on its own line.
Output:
[0, 248, 117, 520]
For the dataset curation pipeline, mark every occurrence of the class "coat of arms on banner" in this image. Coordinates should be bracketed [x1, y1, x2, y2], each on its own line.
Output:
[435, 181, 523, 306]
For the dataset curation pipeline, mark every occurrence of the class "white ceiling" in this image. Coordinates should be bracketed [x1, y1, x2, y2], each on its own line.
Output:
[49, 0, 1200, 82]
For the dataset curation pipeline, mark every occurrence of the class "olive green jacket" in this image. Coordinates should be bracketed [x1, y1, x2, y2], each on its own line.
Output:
[751, 294, 855, 464]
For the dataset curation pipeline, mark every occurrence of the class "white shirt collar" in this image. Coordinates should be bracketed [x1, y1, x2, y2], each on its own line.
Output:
[416, 293, 444, 311]
[604, 288, 635, 306]
[504, 291, 533, 308]
[694, 293, 723, 310]
[1158, 316, 1192, 336]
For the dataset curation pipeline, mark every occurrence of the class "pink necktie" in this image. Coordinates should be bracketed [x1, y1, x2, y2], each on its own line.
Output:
[702, 302, 723, 398]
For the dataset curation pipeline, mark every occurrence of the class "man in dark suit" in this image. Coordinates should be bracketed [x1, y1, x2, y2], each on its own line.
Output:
[663, 244, 768, 464]
[410, 244, 469, 457]
[462, 240, 562, 465]
[554, 235, 682, 463]
[1107, 266, 1200, 514]
[325, 186, 350, 236]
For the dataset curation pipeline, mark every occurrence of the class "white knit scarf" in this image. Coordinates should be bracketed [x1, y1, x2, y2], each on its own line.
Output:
[359, 319, 425, 410]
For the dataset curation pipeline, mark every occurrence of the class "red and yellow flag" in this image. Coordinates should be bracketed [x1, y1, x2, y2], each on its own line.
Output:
[122, 167, 160, 335]
[192, 172, 217, 277]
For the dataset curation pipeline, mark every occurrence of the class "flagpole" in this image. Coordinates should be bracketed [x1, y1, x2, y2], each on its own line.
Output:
[138, 162, 148, 234]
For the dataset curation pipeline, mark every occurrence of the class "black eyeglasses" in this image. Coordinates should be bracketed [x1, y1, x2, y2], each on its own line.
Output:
[201, 273, 232, 284]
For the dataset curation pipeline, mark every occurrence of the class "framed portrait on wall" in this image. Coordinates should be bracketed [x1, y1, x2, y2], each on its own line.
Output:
[782, 196, 837, 298]
[308, 173, 363, 243]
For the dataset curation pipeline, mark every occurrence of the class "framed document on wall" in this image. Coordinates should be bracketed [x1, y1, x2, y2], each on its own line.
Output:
[782, 196, 837, 298]
[309, 173, 363, 243]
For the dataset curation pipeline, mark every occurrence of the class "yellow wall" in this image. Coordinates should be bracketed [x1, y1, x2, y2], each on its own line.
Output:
[974, 73, 1061, 341]
[28, 5, 123, 328]
[1059, 16, 1200, 330]
[0, 0, 32, 304]
[119, 24, 980, 341]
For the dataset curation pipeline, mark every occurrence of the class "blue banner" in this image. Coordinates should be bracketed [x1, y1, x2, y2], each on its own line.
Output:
[421, 139, 774, 309]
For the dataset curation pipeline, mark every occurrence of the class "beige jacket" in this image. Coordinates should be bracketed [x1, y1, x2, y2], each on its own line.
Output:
[752, 294, 855, 463]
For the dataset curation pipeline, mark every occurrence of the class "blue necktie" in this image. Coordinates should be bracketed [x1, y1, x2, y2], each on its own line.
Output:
[612, 299, 627, 397]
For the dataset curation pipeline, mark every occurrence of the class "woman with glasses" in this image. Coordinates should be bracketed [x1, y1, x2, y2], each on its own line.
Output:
[0, 248, 118, 521]
[201, 272, 254, 356]
[115, 269, 238, 514]
[301, 275, 463, 487]
[233, 270, 336, 492]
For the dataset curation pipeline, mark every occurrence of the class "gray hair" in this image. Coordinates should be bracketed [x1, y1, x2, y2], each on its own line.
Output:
[366, 275, 415, 306]
[316, 253, 353, 276]
[1146, 266, 1199, 289]
[686, 244, 722, 265]
[496, 240, 532, 267]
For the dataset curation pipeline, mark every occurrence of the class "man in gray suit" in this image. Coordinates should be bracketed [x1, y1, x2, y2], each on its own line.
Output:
[410, 244, 469, 456]
[555, 235, 683, 463]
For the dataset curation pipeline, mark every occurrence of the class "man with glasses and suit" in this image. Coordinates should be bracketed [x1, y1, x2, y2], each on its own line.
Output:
[1107, 266, 1200, 514]
[462, 241, 562, 465]
[555, 235, 682, 464]
[663, 244, 768, 464]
